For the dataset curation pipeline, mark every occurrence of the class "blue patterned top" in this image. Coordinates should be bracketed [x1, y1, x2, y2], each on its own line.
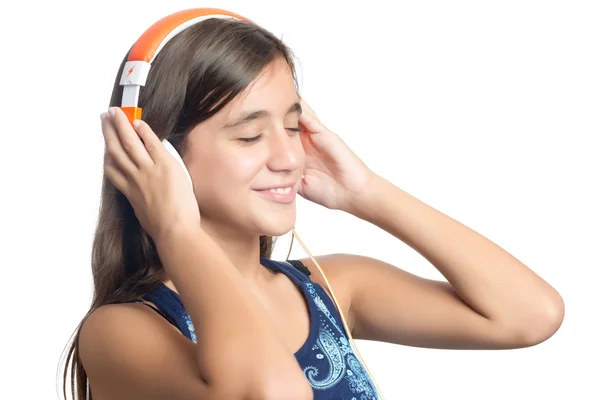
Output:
[141, 257, 383, 400]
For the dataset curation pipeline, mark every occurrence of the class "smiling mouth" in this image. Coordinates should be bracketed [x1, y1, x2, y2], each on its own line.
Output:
[253, 185, 297, 204]
[261, 186, 293, 194]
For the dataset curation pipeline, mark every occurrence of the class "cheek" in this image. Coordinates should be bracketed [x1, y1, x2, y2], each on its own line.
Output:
[199, 155, 262, 192]
[236, 156, 263, 182]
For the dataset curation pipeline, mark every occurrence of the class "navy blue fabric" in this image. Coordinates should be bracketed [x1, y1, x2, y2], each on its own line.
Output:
[142, 257, 382, 399]
[142, 283, 197, 343]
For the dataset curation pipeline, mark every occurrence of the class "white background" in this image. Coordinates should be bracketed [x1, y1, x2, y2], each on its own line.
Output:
[1, 0, 598, 398]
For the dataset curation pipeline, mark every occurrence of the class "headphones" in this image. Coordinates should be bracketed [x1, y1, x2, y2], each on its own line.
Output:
[118, 8, 249, 189]
[118, 8, 384, 398]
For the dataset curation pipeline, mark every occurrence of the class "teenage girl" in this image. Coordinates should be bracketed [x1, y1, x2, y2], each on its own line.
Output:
[62, 10, 564, 400]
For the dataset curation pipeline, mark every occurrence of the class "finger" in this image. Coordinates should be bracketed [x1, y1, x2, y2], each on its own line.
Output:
[109, 107, 155, 169]
[103, 151, 131, 198]
[132, 119, 167, 164]
[299, 96, 320, 121]
[101, 112, 139, 179]
[299, 112, 322, 134]
[299, 112, 341, 152]
[299, 126, 319, 152]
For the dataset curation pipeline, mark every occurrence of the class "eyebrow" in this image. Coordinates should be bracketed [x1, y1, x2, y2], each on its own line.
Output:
[223, 101, 302, 129]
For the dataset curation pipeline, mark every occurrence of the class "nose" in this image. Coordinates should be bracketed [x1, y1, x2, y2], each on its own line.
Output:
[266, 127, 302, 172]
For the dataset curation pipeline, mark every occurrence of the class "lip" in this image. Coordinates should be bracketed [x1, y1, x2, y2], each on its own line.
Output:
[254, 181, 298, 191]
[253, 184, 297, 204]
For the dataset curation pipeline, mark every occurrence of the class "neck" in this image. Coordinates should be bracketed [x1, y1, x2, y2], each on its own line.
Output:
[163, 218, 278, 294]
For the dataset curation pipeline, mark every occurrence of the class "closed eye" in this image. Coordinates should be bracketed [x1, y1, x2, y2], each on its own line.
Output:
[239, 135, 262, 143]
[239, 128, 301, 143]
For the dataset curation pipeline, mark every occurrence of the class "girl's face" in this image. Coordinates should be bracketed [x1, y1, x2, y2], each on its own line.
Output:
[183, 58, 305, 237]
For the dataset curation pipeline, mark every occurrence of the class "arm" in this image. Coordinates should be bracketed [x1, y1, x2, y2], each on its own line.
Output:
[79, 225, 313, 400]
[155, 225, 313, 395]
[306, 176, 564, 350]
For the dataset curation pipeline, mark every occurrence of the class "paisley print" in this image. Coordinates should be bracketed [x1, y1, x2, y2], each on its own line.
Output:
[345, 355, 379, 399]
[183, 314, 197, 343]
[304, 330, 346, 389]
[303, 282, 381, 399]
[142, 258, 383, 399]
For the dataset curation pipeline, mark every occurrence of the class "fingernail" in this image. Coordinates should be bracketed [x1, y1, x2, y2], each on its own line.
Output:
[100, 112, 107, 121]
[133, 120, 141, 128]
[108, 108, 116, 116]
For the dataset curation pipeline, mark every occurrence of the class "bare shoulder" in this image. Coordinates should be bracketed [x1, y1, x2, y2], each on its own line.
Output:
[298, 253, 554, 350]
[296, 253, 352, 289]
[79, 302, 206, 400]
[296, 253, 357, 329]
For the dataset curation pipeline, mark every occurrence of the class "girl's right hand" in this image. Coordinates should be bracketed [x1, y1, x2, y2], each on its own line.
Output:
[101, 107, 201, 241]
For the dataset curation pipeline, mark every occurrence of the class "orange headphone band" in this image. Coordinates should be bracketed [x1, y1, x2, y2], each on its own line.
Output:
[116, 9, 385, 397]
[118, 8, 252, 123]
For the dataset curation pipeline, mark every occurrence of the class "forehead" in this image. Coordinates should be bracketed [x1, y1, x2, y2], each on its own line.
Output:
[221, 59, 298, 122]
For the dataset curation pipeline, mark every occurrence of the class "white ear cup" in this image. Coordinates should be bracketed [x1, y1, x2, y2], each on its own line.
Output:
[162, 139, 193, 189]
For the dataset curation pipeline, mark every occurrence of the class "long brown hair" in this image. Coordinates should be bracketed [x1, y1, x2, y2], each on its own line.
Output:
[59, 16, 299, 400]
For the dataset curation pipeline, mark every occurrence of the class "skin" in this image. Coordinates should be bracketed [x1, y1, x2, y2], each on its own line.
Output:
[166, 55, 564, 351]
[169, 57, 306, 291]
[81, 54, 564, 400]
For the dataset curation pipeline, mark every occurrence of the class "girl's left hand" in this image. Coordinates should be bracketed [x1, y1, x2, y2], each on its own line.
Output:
[297, 97, 378, 212]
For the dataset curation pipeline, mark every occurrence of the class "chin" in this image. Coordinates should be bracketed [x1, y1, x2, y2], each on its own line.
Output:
[256, 208, 297, 237]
